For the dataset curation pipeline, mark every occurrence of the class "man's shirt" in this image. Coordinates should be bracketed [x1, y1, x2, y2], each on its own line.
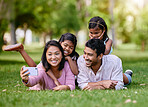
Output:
[77, 55, 124, 90]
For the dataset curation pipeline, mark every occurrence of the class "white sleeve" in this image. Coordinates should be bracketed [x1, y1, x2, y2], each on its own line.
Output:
[77, 56, 90, 89]
[111, 57, 124, 90]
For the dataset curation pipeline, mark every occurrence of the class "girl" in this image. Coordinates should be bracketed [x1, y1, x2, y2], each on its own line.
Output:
[20, 40, 75, 90]
[88, 16, 132, 85]
[4, 33, 79, 86]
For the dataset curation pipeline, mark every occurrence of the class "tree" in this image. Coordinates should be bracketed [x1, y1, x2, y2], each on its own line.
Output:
[133, 4, 148, 51]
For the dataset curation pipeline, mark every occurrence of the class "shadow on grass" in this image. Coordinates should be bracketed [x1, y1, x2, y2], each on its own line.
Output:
[0, 60, 39, 65]
[0, 60, 25, 65]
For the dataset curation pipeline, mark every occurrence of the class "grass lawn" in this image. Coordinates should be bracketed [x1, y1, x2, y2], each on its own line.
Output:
[0, 43, 148, 107]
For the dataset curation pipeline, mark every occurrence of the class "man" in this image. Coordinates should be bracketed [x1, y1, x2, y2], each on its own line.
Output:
[77, 39, 124, 90]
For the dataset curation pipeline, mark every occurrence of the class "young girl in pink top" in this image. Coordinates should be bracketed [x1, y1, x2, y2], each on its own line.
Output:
[20, 40, 75, 90]
[4, 33, 79, 86]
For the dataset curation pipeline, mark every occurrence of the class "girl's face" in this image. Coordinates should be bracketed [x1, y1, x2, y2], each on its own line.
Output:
[60, 40, 74, 56]
[46, 46, 62, 67]
[89, 28, 104, 40]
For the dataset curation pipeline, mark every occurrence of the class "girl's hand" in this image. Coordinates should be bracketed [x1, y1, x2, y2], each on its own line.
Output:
[20, 66, 30, 83]
[65, 56, 70, 61]
[54, 80, 61, 86]
[53, 85, 70, 91]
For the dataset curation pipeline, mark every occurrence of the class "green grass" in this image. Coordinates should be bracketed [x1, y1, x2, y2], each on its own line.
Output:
[0, 43, 148, 107]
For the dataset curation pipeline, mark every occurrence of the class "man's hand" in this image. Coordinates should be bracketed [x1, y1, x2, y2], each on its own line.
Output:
[101, 80, 118, 89]
[83, 83, 105, 91]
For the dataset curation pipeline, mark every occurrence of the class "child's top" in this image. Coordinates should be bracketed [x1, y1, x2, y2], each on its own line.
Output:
[104, 38, 113, 54]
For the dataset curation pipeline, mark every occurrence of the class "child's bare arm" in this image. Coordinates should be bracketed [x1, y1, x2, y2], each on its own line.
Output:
[65, 56, 78, 75]
[104, 38, 112, 55]
[46, 69, 61, 86]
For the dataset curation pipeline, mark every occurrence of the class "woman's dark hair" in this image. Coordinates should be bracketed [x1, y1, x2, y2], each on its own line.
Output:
[59, 33, 79, 59]
[88, 16, 108, 41]
[85, 39, 105, 56]
[41, 40, 65, 72]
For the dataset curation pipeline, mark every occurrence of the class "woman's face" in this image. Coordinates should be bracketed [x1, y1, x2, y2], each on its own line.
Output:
[46, 46, 62, 67]
[89, 28, 104, 40]
[60, 40, 74, 56]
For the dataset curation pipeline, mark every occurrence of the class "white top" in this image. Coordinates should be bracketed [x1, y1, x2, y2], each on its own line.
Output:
[77, 55, 124, 90]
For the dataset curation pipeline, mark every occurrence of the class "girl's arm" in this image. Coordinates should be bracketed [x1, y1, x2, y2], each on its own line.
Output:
[53, 62, 75, 91]
[104, 38, 112, 55]
[46, 69, 61, 86]
[65, 56, 78, 75]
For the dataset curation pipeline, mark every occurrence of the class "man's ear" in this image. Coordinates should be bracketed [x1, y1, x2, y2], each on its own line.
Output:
[97, 53, 103, 60]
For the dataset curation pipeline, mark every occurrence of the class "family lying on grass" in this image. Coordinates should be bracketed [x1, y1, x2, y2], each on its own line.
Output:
[3, 16, 133, 91]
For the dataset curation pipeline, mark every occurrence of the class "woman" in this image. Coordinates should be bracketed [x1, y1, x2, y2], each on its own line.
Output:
[20, 40, 75, 91]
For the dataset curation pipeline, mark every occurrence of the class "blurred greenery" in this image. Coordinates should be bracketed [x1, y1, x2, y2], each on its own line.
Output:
[0, 0, 148, 51]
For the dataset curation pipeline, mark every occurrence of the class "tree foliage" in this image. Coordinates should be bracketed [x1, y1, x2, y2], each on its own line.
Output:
[0, 0, 148, 51]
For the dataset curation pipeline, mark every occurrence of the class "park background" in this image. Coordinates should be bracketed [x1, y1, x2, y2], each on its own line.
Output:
[0, 0, 148, 107]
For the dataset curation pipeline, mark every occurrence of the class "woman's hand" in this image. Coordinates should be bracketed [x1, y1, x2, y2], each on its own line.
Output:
[53, 85, 70, 91]
[20, 66, 30, 83]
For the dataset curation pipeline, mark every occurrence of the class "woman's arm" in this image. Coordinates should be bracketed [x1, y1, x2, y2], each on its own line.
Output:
[65, 56, 78, 75]
[104, 38, 112, 55]
[20, 64, 43, 87]
[20, 66, 30, 84]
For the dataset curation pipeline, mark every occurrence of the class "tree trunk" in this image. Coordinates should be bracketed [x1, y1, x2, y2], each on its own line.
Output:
[109, 0, 116, 48]
[10, 20, 17, 44]
[42, 32, 47, 46]
[141, 40, 145, 51]
[22, 23, 28, 44]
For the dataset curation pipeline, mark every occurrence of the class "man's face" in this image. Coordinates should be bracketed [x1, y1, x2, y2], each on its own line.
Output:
[83, 47, 100, 67]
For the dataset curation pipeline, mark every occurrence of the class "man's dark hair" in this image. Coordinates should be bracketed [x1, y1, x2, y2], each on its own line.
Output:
[41, 40, 65, 72]
[85, 39, 105, 56]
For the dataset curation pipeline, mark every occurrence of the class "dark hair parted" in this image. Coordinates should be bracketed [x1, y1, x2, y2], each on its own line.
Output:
[85, 39, 105, 56]
[59, 33, 79, 59]
[41, 40, 65, 72]
[88, 16, 108, 41]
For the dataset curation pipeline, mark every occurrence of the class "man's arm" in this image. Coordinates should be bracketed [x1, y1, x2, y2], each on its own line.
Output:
[111, 57, 124, 90]
[77, 56, 91, 89]
[83, 80, 118, 90]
